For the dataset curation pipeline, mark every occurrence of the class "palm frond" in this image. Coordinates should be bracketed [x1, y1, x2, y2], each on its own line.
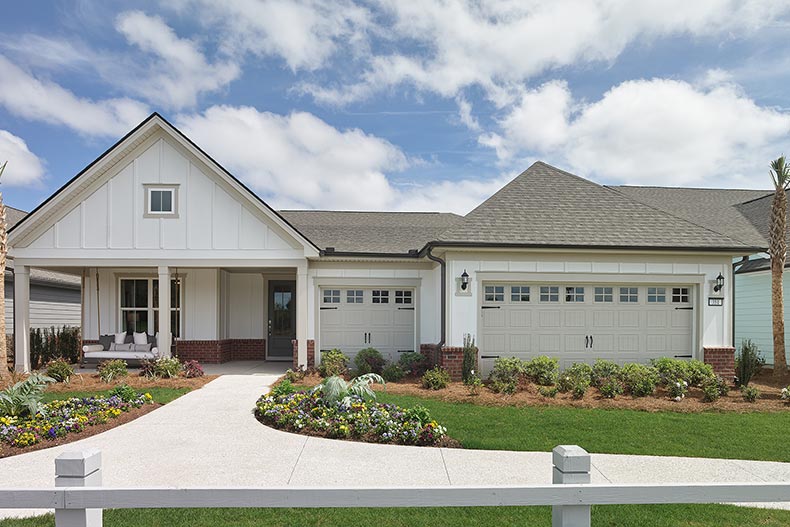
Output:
[770, 156, 790, 190]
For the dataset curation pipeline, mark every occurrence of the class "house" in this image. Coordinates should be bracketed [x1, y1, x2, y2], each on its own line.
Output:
[8, 113, 760, 379]
[4, 206, 81, 351]
[612, 187, 786, 366]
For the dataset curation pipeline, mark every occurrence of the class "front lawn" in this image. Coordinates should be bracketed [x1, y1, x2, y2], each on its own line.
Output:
[375, 392, 790, 462]
[2, 504, 790, 526]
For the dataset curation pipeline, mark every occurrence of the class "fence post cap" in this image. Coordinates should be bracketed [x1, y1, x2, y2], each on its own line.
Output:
[552, 445, 590, 473]
[55, 449, 102, 477]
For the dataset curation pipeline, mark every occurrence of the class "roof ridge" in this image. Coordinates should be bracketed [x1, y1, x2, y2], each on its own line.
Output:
[280, 209, 456, 215]
[737, 189, 787, 206]
[610, 184, 772, 193]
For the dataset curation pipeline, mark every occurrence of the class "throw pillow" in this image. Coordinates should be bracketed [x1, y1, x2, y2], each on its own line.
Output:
[133, 332, 148, 345]
[114, 332, 126, 344]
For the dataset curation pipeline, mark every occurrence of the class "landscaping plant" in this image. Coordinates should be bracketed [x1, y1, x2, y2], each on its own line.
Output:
[97, 359, 128, 383]
[464, 371, 483, 395]
[284, 368, 305, 383]
[538, 386, 558, 398]
[651, 357, 690, 386]
[354, 347, 386, 375]
[686, 360, 715, 387]
[271, 379, 296, 398]
[488, 357, 524, 394]
[599, 378, 624, 399]
[421, 366, 451, 390]
[318, 349, 349, 377]
[398, 351, 430, 376]
[0, 374, 55, 417]
[108, 383, 139, 403]
[29, 326, 81, 369]
[524, 356, 559, 386]
[741, 385, 760, 403]
[668, 379, 689, 401]
[619, 363, 659, 397]
[735, 339, 765, 387]
[182, 360, 204, 378]
[382, 363, 405, 382]
[591, 359, 620, 387]
[45, 358, 74, 383]
[781, 386, 790, 403]
[461, 333, 477, 383]
[314, 373, 385, 405]
[557, 363, 592, 393]
[700, 375, 729, 403]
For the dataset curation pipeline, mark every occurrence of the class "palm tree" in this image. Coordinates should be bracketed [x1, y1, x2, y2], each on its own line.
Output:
[0, 161, 9, 381]
[769, 156, 790, 377]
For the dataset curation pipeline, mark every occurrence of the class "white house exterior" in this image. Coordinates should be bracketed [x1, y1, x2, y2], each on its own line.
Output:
[8, 114, 759, 378]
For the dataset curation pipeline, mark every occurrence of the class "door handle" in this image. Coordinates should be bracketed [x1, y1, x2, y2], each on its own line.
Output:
[585, 335, 589, 349]
[267, 319, 272, 336]
[590, 335, 593, 348]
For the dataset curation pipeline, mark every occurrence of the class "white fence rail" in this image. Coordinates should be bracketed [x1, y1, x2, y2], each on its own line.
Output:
[1, 446, 789, 527]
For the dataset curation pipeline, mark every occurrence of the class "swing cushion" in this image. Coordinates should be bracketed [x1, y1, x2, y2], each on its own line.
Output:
[83, 334, 159, 361]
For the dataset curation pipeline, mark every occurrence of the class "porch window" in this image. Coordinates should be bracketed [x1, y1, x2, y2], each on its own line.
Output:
[119, 278, 181, 337]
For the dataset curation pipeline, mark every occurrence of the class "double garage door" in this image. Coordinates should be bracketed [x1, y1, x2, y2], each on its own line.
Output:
[319, 287, 416, 363]
[479, 282, 695, 374]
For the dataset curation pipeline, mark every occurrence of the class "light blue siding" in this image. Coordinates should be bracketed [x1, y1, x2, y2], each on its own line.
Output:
[734, 269, 790, 365]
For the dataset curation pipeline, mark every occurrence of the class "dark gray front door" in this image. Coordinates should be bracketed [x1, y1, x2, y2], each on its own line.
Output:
[268, 280, 296, 359]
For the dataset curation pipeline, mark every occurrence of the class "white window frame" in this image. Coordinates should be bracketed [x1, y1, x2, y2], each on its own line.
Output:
[118, 277, 182, 337]
[594, 286, 613, 303]
[394, 290, 412, 304]
[540, 286, 559, 303]
[484, 285, 505, 302]
[322, 289, 340, 304]
[565, 286, 584, 303]
[372, 290, 390, 304]
[346, 290, 364, 304]
[648, 287, 667, 303]
[510, 285, 530, 302]
[672, 287, 690, 303]
[144, 184, 179, 217]
[619, 287, 639, 303]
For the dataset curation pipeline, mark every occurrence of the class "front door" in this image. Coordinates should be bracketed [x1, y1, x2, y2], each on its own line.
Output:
[268, 280, 296, 360]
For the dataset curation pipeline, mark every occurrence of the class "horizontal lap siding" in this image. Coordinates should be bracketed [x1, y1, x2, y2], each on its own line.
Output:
[734, 270, 790, 365]
[5, 284, 81, 334]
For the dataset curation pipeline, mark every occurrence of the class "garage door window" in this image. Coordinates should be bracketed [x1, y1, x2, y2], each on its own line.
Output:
[323, 289, 340, 304]
[484, 285, 504, 302]
[594, 287, 613, 303]
[619, 287, 638, 303]
[672, 287, 690, 303]
[565, 286, 584, 302]
[540, 286, 559, 302]
[347, 290, 364, 303]
[648, 287, 666, 303]
[511, 286, 530, 302]
[372, 290, 390, 303]
[395, 290, 412, 304]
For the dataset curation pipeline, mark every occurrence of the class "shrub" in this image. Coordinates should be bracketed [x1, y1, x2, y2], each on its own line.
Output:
[461, 334, 477, 383]
[489, 357, 524, 394]
[284, 368, 305, 383]
[319, 349, 349, 377]
[735, 339, 765, 387]
[382, 363, 406, 382]
[108, 384, 139, 403]
[421, 366, 451, 390]
[668, 379, 689, 401]
[29, 326, 81, 369]
[398, 352, 430, 376]
[619, 363, 659, 397]
[599, 378, 624, 399]
[591, 359, 620, 387]
[650, 357, 689, 385]
[464, 372, 483, 395]
[700, 375, 729, 403]
[571, 382, 588, 400]
[182, 360, 204, 378]
[557, 363, 592, 393]
[98, 359, 128, 383]
[741, 385, 760, 403]
[404, 405, 432, 426]
[141, 357, 182, 379]
[538, 386, 558, 398]
[354, 348, 386, 375]
[524, 356, 559, 386]
[0, 374, 56, 417]
[45, 358, 74, 383]
[687, 360, 715, 387]
[271, 379, 296, 398]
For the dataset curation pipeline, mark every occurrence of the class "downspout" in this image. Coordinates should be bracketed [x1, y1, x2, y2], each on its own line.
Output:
[426, 246, 446, 350]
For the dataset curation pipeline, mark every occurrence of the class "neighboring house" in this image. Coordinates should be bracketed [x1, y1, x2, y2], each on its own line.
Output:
[7, 114, 761, 379]
[4, 206, 81, 343]
[613, 187, 786, 365]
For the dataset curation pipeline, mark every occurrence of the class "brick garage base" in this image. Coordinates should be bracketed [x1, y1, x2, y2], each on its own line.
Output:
[291, 339, 315, 370]
[704, 346, 735, 379]
[420, 343, 474, 381]
[176, 339, 266, 363]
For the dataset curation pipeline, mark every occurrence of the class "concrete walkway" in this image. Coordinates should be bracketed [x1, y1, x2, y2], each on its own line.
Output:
[1, 366, 789, 518]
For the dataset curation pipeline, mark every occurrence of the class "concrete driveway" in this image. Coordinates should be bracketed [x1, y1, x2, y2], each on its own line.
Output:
[1, 365, 789, 518]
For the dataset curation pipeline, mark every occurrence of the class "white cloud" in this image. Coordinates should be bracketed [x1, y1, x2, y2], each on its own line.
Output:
[0, 55, 150, 137]
[0, 130, 45, 186]
[302, 0, 790, 106]
[484, 76, 790, 187]
[176, 105, 504, 213]
[115, 10, 240, 108]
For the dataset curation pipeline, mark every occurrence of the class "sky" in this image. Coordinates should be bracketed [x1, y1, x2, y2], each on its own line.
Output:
[2, 0, 790, 214]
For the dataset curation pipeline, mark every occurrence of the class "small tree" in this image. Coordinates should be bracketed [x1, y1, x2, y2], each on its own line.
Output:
[0, 161, 9, 381]
[769, 156, 790, 377]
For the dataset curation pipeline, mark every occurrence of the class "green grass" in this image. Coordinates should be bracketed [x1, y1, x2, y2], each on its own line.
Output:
[2, 504, 790, 527]
[41, 387, 190, 405]
[374, 392, 790, 462]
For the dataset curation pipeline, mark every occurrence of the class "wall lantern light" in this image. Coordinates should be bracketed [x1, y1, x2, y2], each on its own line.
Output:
[460, 270, 469, 291]
[713, 273, 724, 293]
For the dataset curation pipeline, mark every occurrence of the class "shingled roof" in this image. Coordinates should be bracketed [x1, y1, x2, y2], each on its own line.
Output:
[279, 210, 462, 254]
[435, 162, 757, 251]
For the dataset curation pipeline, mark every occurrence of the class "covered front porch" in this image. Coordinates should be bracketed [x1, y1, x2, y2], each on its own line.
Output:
[13, 261, 311, 372]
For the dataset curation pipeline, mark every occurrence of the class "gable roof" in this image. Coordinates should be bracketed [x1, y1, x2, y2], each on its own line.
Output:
[434, 162, 759, 252]
[280, 210, 461, 255]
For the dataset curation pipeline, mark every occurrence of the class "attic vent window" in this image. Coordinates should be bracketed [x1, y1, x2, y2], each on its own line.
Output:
[144, 185, 179, 217]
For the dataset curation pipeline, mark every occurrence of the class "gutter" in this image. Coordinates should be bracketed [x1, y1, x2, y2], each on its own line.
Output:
[425, 247, 446, 350]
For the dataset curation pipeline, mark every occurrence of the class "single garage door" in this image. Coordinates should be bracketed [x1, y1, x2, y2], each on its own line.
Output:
[479, 283, 694, 375]
[320, 287, 416, 363]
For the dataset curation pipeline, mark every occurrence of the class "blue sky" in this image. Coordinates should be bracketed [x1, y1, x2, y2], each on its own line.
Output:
[2, 1, 790, 214]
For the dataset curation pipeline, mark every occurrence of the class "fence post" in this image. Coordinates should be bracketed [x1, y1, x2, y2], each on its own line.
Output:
[552, 445, 591, 527]
[55, 449, 102, 527]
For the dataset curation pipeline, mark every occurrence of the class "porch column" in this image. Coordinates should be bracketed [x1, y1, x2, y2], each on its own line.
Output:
[296, 264, 308, 368]
[14, 265, 30, 372]
[157, 266, 171, 358]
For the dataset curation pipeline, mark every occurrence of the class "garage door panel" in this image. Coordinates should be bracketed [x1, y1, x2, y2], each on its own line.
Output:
[646, 310, 667, 328]
[647, 334, 667, 353]
[592, 311, 615, 328]
[508, 310, 531, 328]
[539, 311, 561, 327]
[590, 333, 614, 353]
[509, 333, 531, 352]
[393, 309, 415, 325]
[342, 309, 368, 326]
[618, 311, 640, 328]
[564, 334, 587, 352]
[483, 309, 506, 328]
[671, 311, 692, 329]
[617, 334, 640, 352]
[482, 334, 506, 354]
[564, 310, 586, 327]
[538, 334, 561, 353]
[321, 310, 342, 325]
[370, 310, 392, 326]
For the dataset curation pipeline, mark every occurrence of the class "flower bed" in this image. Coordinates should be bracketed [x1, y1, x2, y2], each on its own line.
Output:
[255, 389, 450, 446]
[0, 392, 153, 448]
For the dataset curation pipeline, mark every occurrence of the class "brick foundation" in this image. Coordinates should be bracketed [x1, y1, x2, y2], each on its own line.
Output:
[703, 346, 735, 379]
[173, 339, 266, 363]
[420, 343, 471, 381]
[291, 339, 316, 370]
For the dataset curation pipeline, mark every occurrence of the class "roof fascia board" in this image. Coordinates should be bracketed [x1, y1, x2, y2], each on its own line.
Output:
[419, 241, 762, 257]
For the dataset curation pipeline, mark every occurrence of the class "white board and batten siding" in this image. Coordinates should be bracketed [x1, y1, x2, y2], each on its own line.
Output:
[444, 251, 733, 374]
[13, 133, 306, 260]
[734, 269, 790, 365]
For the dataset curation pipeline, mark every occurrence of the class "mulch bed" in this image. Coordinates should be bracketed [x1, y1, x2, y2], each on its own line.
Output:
[0, 402, 161, 459]
[1, 373, 217, 392]
[292, 370, 790, 414]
